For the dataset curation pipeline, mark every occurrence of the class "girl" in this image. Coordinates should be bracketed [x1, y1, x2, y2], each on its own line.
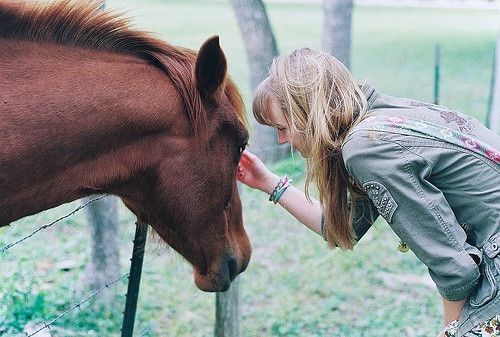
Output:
[237, 48, 500, 337]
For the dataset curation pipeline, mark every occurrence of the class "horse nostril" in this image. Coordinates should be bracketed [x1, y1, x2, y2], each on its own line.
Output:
[227, 255, 238, 281]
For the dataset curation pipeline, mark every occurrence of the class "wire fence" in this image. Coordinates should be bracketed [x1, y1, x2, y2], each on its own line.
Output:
[0, 195, 107, 255]
[25, 273, 130, 337]
[0, 195, 145, 337]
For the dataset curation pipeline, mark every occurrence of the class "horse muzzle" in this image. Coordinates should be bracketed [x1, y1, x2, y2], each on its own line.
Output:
[193, 252, 248, 292]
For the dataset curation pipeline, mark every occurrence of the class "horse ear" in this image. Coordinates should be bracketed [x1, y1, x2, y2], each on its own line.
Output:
[195, 35, 227, 100]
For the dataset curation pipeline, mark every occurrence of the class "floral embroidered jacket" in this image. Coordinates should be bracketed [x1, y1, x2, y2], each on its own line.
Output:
[340, 83, 500, 337]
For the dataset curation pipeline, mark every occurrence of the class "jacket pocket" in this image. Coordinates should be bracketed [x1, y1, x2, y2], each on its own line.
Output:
[469, 233, 500, 307]
[484, 233, 500, 274]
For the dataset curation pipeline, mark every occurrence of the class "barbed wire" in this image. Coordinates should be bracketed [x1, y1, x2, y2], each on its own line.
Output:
[0, 195, 108, 254]
[26, 273, 130, 337]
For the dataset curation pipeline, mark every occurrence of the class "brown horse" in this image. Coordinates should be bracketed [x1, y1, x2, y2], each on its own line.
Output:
[0, 0, 251, 292]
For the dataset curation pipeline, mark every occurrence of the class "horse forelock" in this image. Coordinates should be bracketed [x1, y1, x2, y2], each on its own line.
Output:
[225, 79, 249, 131]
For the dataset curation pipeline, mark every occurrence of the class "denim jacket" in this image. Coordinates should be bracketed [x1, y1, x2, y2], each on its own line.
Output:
[340, 83, 500, 336]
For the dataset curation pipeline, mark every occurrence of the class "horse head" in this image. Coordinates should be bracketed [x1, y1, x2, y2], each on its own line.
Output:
[120, 36, 251, 292]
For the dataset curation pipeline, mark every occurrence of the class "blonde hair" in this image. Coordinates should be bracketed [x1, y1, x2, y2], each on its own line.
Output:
[253, 48, 368, 249]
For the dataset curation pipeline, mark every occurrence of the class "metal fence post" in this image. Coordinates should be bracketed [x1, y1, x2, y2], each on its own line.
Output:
[434, 44, 441, 105]
[121, 222, 148, 337]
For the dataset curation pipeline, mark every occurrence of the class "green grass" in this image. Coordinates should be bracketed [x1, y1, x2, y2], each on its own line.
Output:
[1, 1, 498, 336]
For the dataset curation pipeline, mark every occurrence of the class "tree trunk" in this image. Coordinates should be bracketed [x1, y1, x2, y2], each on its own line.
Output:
[230, 0, 289, 163]
[79, 195, 120, 305]
[321, 0, 353, 69]
[487, 32, 500, 133]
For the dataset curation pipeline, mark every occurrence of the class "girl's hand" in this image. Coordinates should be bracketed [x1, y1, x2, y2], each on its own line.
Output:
[237, 150, 280, 194]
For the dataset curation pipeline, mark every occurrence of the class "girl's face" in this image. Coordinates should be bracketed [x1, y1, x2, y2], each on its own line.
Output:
[267, 98, 309, 157]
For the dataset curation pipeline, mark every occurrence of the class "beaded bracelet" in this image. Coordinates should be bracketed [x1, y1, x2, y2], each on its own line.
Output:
[269, 175, 292, 204]
[268, 176, 288, 202]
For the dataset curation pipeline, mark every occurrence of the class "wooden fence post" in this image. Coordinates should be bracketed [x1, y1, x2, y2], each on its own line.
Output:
[214, 183, 244, 337]
[215, 277, 242, 337]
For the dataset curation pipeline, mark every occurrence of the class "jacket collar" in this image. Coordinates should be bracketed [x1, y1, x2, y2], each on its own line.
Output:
[360, 81, 380, 110]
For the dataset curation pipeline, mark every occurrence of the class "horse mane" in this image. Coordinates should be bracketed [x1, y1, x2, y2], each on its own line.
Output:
[0, 0, 246, 135]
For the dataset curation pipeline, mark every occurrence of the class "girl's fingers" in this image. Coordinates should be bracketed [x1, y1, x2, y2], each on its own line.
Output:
[237, 163, 246, 179]
[239, 151, 255, 167]
[239, 151, 250, 162]
[241, 149, 256, 161]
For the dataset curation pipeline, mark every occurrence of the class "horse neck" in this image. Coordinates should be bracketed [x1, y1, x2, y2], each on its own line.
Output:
[0, 41, 190, 225]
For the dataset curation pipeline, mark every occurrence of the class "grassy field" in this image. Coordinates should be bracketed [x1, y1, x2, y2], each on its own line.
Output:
[0, 1, 498, 336]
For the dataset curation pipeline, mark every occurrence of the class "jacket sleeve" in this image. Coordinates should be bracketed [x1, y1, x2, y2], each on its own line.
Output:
[342, 131, 481, 301]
